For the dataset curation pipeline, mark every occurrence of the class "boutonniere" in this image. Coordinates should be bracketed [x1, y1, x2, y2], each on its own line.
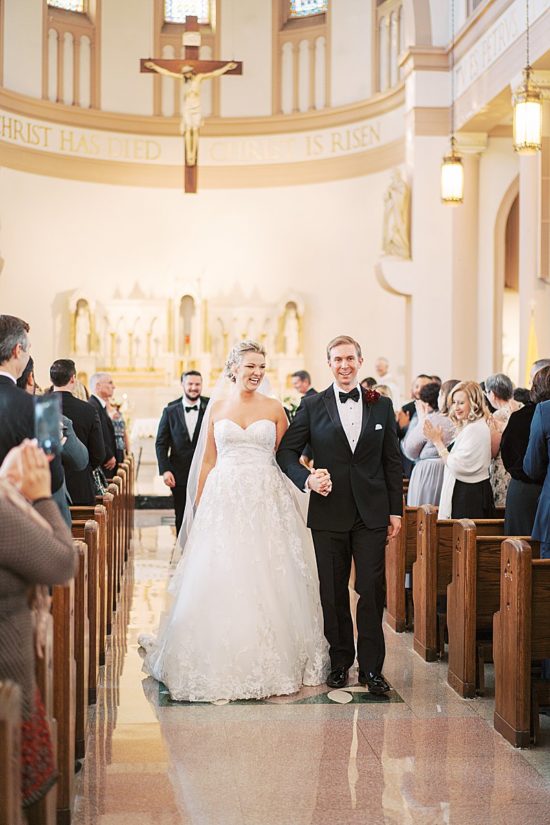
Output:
[363, 389, 381, 405]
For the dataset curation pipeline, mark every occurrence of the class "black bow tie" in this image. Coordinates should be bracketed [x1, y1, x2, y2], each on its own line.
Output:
[339, 388, 360, 404]
[185, 405, 198, 413]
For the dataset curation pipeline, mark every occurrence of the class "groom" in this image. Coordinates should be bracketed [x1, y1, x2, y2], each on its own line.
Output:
[277, 335, 403, 693]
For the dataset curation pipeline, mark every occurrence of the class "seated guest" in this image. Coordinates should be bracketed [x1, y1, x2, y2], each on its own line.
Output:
[485, 373, 523, 508]
[502, 367, 550, 535]
[51, 359, 106, 505]
[373, 383, 393, 399]
[360, 376, 377, 390]
[16, 355, 37, 394]
[402, 382, 455, 506]
[0, 440, 77, 816]
[397, 374, 432, 477]
[425, 381, 494, 519]
[89, 372, 118, 478]
[107, 399, 130, 465]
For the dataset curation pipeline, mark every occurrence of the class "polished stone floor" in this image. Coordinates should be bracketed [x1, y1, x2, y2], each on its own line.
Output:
[72, 512, 550, 825]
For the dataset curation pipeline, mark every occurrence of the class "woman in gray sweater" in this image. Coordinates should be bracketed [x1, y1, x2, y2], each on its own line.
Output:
[0, 440, 77, 813]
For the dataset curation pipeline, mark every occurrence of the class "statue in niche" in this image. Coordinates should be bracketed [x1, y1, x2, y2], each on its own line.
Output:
[382, 169, 411, 259]
[75, 301, 91, 354]
[283, 304, 300, 357]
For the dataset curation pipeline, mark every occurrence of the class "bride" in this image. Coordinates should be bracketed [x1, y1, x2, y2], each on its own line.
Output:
[139, 340, 329, 702]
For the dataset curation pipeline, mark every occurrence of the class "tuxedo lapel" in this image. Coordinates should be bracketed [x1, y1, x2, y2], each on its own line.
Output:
[174, 403, 192, 444]
[322, 388, 352, 455]
[357, 390, 373, 446]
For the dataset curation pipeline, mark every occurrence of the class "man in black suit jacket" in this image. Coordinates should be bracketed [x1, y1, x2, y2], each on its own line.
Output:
[156, 370, 209, 534]
[278, 336, 403, 695]
[0, 314, 66, 498]
[89, 372, 118, 478]
[50, 359, 106, 505]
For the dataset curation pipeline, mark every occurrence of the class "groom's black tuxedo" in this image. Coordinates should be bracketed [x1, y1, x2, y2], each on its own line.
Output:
[155, 395, 209, 533]
[277, 387, 403, 530]
[277, 385, 403, 677]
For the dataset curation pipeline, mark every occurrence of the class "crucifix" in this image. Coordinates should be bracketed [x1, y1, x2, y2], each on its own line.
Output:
[140, 16, 242, 193]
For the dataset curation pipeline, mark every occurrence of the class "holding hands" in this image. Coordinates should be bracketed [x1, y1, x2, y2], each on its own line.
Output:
[308, 467, 332, 497]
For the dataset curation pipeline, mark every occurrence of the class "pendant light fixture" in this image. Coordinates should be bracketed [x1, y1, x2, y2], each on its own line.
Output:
[441, 0, 464, 205]
[512, 0, 542, 155]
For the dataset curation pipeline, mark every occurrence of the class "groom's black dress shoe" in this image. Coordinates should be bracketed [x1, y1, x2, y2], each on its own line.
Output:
[358, 672, 391, 695]
[327, 667, 349, 689]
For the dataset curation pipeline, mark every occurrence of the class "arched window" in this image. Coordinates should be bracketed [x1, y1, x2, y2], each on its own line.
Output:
[165, 0, 211, 24]
[289, 0, 327, 18]
[47, 0, 85, 10]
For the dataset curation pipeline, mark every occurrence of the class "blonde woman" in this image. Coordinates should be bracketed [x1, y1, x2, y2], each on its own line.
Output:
[424, 381, 494, 519]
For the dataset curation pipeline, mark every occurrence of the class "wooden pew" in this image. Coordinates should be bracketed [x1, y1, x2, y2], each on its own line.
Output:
[413, 507, 505, 662]
[494, 539, 550, 747]
[71, 517, 101, 703]
[106, 481, 123, 609]
[32, 614, 57, 825]
[71, 540, 89, 761]
[52, 578, 76, 825]
[385, 497, 417, 632]
[0, 681, 22, 825]
[446, 520, 529, 698]
[95, 491, 115, 634]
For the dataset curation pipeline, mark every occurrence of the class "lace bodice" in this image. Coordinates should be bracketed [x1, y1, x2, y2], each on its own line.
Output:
[214, 418, 276, 465]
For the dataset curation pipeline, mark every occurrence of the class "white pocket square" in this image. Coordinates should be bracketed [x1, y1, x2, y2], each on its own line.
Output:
[375, 424, 383, 430]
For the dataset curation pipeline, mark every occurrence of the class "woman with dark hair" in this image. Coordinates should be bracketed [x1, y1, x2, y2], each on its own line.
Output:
[425, 381, 494, 519]
[485, 373, 523, 508]
[16, 355, 36, 394]
[402, 382, 455, 506]
[501, 366, 550, 535]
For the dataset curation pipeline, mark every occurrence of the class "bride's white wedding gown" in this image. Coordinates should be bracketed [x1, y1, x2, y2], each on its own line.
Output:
[140, 418, 329, 702]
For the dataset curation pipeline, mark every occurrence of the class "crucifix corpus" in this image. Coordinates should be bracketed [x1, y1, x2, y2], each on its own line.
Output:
[141, 15, 242, 193]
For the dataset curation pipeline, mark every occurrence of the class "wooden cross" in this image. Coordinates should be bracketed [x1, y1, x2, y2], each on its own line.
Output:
[141, 16, 242, 193]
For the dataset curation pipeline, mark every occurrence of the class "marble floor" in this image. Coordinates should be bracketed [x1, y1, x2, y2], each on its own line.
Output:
[73, 511, 550, 825]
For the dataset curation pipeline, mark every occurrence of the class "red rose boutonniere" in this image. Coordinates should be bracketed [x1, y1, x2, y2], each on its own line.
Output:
[363, 389, 381, 405]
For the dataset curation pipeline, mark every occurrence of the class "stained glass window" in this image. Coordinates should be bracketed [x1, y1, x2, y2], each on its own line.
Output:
[47, 0, 86, 10]
[165, 0, 210, 24]
[289, 0, 327, 18]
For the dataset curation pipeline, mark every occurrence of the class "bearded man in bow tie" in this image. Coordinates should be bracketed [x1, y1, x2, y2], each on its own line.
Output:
[277, 336, 403, 695]
[155, 370, 209, 534]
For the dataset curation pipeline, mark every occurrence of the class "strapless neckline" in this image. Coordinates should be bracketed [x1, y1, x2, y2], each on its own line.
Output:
[214, 418, 276, 432]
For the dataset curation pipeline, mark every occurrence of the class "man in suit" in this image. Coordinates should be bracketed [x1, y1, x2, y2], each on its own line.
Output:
[156, 370, 209, 535]
[51, 359, 106, 505]
[277, 335, 403, 694]
[89, 372, 118, 478]
[0, 315, 67, 510]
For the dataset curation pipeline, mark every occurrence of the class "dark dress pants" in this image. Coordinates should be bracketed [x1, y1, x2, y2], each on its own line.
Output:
[312, 513, 387, 675]
[172, 486, 187, 535]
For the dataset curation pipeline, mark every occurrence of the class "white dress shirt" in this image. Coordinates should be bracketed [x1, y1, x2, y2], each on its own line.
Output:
[182, 398, 200, 440]
[333, 382, 362, 452]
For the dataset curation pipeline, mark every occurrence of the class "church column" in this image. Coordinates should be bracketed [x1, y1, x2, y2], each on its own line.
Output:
[518, 76, 550, 379]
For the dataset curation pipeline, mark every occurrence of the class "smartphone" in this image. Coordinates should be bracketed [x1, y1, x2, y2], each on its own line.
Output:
[34, 394, 62, 456]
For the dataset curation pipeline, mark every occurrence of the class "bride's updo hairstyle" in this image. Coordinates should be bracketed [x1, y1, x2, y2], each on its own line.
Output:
[224, 340, 266, 382]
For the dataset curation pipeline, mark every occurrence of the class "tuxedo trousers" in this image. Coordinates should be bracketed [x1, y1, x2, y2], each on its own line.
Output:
[312, 513, 387, 674]
[171, 486, 187, 535]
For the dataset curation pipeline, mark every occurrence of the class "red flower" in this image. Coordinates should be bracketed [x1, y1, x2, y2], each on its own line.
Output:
[363, 389, 380, 404]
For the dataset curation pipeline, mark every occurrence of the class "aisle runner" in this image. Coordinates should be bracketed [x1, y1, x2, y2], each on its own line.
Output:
[158, 683, 404, 707]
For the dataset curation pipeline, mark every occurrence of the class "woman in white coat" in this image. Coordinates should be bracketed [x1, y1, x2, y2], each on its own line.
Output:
[424, 381, 494, 520]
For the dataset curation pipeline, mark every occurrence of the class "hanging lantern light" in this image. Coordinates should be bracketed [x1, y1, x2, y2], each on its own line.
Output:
[441, 0, 464, 205]
[512, 0, 542, 155]
[441, 138, 464, 205]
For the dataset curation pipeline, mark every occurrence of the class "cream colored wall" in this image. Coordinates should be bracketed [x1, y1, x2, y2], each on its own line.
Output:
[0, 166, 407, 397]
[477, 138, 519, 379]
[101, 0, 153, 115]
[219, 0, 272, 117]
[3, 0, 43, 98]
[330, 0, 372, 106]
